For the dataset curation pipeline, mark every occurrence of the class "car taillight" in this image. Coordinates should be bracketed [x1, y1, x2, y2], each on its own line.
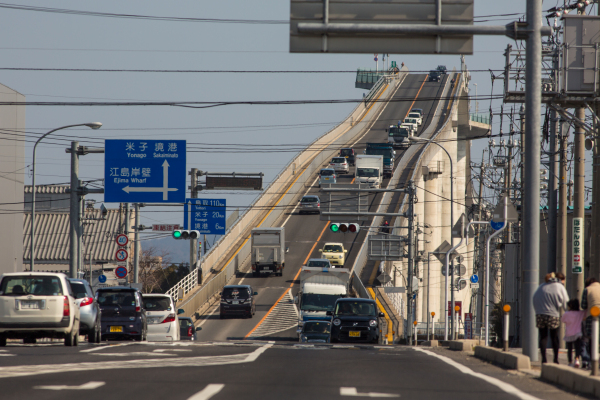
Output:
[162, 314, 176, 323]
[136, 306, 141, 312]
[63, 296, 70, 317]
[80, 297, 93, 307]
[187, 327, 193, 337]
[317, 203, 320, 207]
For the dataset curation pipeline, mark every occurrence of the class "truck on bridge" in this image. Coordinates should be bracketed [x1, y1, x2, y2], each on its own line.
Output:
[386, 124, 413, 149]
[251, 227, 285, 277]
[364, 143, 395, 178]
[295, 266, 350, 330]
[355, 154, 383, 188]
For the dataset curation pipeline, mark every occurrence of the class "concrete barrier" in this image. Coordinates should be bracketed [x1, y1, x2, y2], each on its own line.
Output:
[541, 363, 600, 397]
[474, 346, 531, 371]
[448, 339, 482, 352]
[422, 340, 439, 347]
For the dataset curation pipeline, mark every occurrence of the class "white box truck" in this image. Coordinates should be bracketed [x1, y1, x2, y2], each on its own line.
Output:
[251, 227, 285, 277]
[295, 266, 350, 329]
[355, 154, 383, 188]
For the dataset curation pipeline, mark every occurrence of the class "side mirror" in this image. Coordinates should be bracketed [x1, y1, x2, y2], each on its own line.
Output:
[219, 292, 222, 296]
[385, 128, 388, 132]
[197, 326, 202, 331]
[379, 312, 385, 318]
[296, 328, 303, 334]
[177, 309, 185, 315]
[326, 311, 333, 316]
[318, 249, 323, 252]
[344, 250, 348, 253]
[294, 296, 299, 304]
[254, 292, 258, 296]
[286, 247, 290, 253]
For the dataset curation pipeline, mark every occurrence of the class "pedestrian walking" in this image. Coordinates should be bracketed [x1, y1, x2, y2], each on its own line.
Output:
[581, 277, 600, 368]
[381, 220, 390, 234]
[561, 299, 585, 368]
[533, 272, 569, 363]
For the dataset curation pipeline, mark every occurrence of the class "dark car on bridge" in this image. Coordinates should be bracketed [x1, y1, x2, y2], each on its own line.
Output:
[327, 298, 384, 344]
[339, 148, 356, 166]
[220, 285, 257, 319]
[428, 70, 441, 82]
[297, 320, 331, 343]
[97, 286, 147, 341]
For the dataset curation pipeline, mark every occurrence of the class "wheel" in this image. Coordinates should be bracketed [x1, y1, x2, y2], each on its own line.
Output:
[88, 321, 99, 343]
[253, 271, 259, 277]
[65, 321, 80, 347]
[219, 314, 224, 319]
[134, 334, 143, 341]
[0, 336, 6, 347]
[299, 211, 304, 215]
[23, 337, 36, 344]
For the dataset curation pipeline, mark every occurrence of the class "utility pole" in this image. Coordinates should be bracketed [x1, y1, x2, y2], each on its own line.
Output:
[189, 168, 199, 271]
[558, 119, 569, 283]
[522, 0, 542, 362]
[407, 180, 415, 345]
[78, 179, 84, 278]
[593, 107, 600, 280]
[134, 203, 140, 284]
[573, 107, 586, 298]
[69, 141, 79, 279]
[547, 49, 560, 274]
[475, 155, 486, 329]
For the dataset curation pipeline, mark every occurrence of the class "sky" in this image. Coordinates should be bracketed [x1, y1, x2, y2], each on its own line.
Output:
[0, 1, 592, 263]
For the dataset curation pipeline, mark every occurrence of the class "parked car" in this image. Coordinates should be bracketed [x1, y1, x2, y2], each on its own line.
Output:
[327, 298, 384, 343]
[297, 320, 331, 343]
[142, 294, 180, 342]
[68, 278, 101, 343]
[97, 286, 147, 341]
[319, 168, 337, 187]
[220, 285, 257, 319]
[0, 272, 81, 346]
[178, 316, 200, 341]
[329, 157, 350, 174]
[319, 242, 348, 267]
[299, 195, 320, 215]
[339, 148, 356, 166]
[306, 258, 333, 269]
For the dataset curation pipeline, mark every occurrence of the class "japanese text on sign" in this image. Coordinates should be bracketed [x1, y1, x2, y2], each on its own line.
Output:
[572, 217, 584, 274]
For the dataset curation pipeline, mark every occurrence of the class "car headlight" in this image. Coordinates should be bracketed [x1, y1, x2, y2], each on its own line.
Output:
[302, 335, 308, 342]
[369, 319, 377, 327]
[338, 255, 343, 259]
[333, 318, 341, 326]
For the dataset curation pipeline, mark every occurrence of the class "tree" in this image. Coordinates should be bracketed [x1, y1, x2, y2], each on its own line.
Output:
[129, 246, 171, 293]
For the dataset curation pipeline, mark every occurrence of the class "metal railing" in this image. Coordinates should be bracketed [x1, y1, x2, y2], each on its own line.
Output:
[470, 113, 490, 125]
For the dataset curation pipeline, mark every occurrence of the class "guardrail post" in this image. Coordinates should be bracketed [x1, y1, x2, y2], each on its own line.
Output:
[413, 320, 418, 346]
[503, 304, 511, 351]
[592, 306, 599, 376]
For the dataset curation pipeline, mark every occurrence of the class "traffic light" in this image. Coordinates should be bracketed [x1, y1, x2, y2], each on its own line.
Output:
[172, 230, 200, 240]
[329, 223, 360, 233]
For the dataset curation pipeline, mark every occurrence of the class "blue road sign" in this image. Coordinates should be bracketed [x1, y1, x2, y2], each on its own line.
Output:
[115, 266, 128, 279]
[183, 198, 226, 235]
[490, 220, 505, 231]
[470, 274, 479, 284]
[98, 274, 107, 283]
[104, 140, 186, 203]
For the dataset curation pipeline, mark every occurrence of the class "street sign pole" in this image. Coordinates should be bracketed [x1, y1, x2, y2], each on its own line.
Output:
[134, 203, 140, 284]
[69, 141, 79, 279]
[189, 168, 199, 272]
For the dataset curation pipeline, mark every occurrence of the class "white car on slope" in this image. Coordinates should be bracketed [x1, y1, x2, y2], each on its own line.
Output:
[142, 294, 180, 342]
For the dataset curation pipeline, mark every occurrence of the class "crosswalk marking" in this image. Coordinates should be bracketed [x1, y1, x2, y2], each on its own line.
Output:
[247, 291, 298, 338]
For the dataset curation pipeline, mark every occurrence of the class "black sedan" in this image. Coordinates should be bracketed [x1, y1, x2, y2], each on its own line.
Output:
[327, 298, 384, 344]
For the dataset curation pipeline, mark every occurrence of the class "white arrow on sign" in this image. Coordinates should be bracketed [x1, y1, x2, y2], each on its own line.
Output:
[35, 381, 105, 390]
[122, 160, 178, 200]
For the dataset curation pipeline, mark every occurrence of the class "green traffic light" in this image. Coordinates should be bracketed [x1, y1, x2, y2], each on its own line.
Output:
[330, 223, 339, 232]
[173, 231, 182, 239]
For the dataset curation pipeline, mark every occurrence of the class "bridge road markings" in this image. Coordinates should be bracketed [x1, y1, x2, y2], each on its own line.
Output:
[244, 222, 330, 339]
[413, 348, 542, 400]
[340, 387, 399, 398]
[80, 342, 133, 352]
[187, 384, 225, 400]
[34, 381, 105, 391]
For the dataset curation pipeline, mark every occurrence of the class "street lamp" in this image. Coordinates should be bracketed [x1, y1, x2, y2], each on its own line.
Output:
[409, 136, 454, 340]
[30, 122, 102, 271]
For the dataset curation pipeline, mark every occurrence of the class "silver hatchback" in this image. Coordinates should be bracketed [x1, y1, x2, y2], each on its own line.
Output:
[329, 157, 350, 174]
[68, 279, 101, 343]
[299, 195, 320, 215]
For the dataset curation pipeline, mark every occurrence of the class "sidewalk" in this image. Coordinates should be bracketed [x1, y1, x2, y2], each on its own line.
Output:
[507, 347, 572, 371]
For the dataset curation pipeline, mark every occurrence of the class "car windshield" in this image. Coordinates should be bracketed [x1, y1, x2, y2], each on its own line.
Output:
[143, 296, 172, 311]
[98, 291, 137, 307]
[405, 119, 416, 123]
[0, 276, 64, 296]
[331, 158, 346, 163]
[303, 321, 331, 334]
[323, 245, 343, 253]
[301, 293, 342, 312]
[340, 149, 353, 156]
[222, 287, 250, 299]
[366, 148, 392, 157]
[335, 301, 377, 316]
[389, 127, 409, 137]
[320, 169, 334, 176]
[69, 282, 89, 299]
[357, 168, 379, 177]
[408, 113, 420, 118]
[307, 260, 330, 268]
[302, 197, 318, 203]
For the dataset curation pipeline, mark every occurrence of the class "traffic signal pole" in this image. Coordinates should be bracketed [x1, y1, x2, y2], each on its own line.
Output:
[189, 168, 199, 272]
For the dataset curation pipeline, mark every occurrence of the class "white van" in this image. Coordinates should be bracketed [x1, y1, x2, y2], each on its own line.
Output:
[0, 272, 81, 346]
[142, 294, 181, 342]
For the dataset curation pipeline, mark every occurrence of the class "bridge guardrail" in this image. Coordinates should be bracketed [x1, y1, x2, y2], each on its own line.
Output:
[171, 68, 409, 315]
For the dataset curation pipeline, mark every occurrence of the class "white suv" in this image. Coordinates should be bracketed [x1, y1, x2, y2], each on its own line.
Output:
[142, 294, 181, 342]
[0, 272, 81, 346]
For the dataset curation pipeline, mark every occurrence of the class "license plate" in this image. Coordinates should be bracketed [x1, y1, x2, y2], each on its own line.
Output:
[110, 326, 123, 333]
[232, 300, 239, 305]
[262, 267, 270, 270]
[20, 300, 39, 309]
[349, 331, 361, 337]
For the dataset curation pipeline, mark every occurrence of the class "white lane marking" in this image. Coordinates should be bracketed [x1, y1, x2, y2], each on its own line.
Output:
[80, 343, 133, 353]
[153, 349, 192, 353]
[246, 291, 298, 338]
[34, 381, 105, 390]
[340, 387, 399, 398]
[0, 354, 15, 356]
[413, 348, 541, 400]
[92, 352, 176, 357]
[187, 384, 225, 400]
[0, 342, 274, 379]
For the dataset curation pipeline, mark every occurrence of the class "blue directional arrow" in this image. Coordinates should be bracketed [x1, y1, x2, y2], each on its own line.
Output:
[470, 274, 479, 284]
[490, 220, 505, 231]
